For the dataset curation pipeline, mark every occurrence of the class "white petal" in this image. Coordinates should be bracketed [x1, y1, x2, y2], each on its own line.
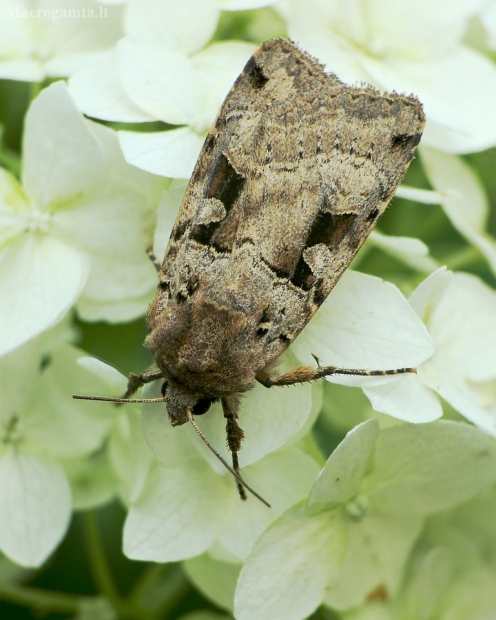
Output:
[123, 459, 228, 562]
[234, 502, 347, 620]
[220, 0, 279, 6]
[26, 344, 115, 457]
[184, 554, 240, 612]
[362, 0, 483, 60]
[408, 267, 452, 321]
[118, 127, 204, 178]
[0, 449, 71, 567]
[76, 289, 152, 323]
[192, 42, 256, 128]
[291, 271, 434, 373]
[153, 181, 188, 261]
[108, 410, 153, 504]
[308, 420, 379, 515]
[362, 420, 496, 516]
[68, 57, 154, 122]
[362, 47, 496, 154]
[63, 453, 116, 510]
[288, 17, 370, 86]
[422, 360, 496, 438]
[362, 373, 443, 423]
[369, 230, 439, 273]
[76, 356, 128, 394]
[118, 38, 202, 125]
[324, 515, 423, 610]
[0, 235, 89, 356]
[141, 382, 198, 469]
[481, 1, 496, 49]
[0, 58, 45, 81]
[394, 185, 444, 204]
[218, 448, 321, 560]
[124, 0, 219, 55]
[22, 82, 107, 209]
[425, 273, 496, 381]
[420, 147, 496, 274]
[53, 187, 157, 309]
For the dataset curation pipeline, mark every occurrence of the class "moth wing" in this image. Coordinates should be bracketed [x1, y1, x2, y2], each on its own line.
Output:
[154, 38, 425, 370]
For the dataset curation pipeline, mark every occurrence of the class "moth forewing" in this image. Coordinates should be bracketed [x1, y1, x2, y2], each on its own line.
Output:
[74, 38, 425, 504]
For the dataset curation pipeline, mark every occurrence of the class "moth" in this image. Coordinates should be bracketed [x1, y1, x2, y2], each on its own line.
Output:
[75, 38, 425, 506]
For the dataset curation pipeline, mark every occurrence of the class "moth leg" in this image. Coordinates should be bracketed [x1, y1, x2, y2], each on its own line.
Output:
[257, 355, 416, 387]
[146, 246, 162, 273]
[122, 365, 163, 399]
[221, 395, 246, 500]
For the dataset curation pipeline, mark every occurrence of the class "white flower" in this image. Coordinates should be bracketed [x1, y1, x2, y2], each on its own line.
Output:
[76, 352, 321, 563]
[68, 0, 256, 178]
[234, 419, 496, 620]
[281, 0, 496, 153]
[290, 270, 438, 423]
[0, 338, 118, 567]
[0, 0, 123, 81]
[70, 37, 255, 178]
[343, 489, 496, 619]
[419, 147, 496, 276]
[0, 81, 165, 356]
[410, 267, 496, 437]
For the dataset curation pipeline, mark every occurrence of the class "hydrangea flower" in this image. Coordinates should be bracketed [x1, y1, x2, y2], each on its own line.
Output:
[0, 81, 165, 356]
[234, 419, 496, 620]
[280, 0, 496, 153]
[68, 0, 258, 178]
[0, 337, 119, 567]
[420, 147, 496, 275]
[0, 0, 123, 81]
[341, 489, 496, 619]
[290, 270, 438, 423]
[409, 267, 496, 437]
[77, 354, 321, 563]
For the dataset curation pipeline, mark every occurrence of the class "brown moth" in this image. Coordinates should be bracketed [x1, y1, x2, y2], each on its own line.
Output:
[74, 38, 425, 505]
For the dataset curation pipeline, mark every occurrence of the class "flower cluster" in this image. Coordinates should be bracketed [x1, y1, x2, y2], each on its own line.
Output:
[1, 1, 496, 619]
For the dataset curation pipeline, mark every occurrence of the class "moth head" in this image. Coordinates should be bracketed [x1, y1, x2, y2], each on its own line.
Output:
[160, 381, 216, 426]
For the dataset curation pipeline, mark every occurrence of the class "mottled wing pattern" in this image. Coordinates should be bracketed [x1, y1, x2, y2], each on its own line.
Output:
[152, 38, 425, 370]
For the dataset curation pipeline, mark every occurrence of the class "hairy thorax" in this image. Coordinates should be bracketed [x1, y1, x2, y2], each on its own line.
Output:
[145, 291, 261, 399]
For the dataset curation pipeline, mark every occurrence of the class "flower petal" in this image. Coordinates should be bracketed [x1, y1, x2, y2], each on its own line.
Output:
[218, 448, 321, 560]
[0, 234, 89, 356]
[22, 81, 107, 209]
[291, 271, 434, 374]
[123, 459, 228, 562]
[118, 127, 204, 178]
[361, 47, 496, 154]
[0, 449, 71, 567]
[323, 514, 423, 610]
[234, 502, 347, 620]
[369, 230, 439, 273]
[420, 147, 496, 274]
[68, 57, 154, 122]
[184, 554, 240, 612]
[308, 420, 379, 515]
[118, 38, 202, 125]
[362, 421, 496, 516]
[362, 373, 442, 423]
[124, 0, 219, 55]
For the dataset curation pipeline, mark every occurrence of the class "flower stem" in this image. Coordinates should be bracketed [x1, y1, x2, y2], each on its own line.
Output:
[82, 511, 121, 608]
[0, 581, 79, 614]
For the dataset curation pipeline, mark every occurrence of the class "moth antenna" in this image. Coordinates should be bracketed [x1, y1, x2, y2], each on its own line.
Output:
[72, 395, 168, 404]
[186, 409, 270, 508]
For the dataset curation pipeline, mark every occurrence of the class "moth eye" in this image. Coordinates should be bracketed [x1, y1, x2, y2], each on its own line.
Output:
[161, 382, 169, 397]
[192, 398, 212, 415]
